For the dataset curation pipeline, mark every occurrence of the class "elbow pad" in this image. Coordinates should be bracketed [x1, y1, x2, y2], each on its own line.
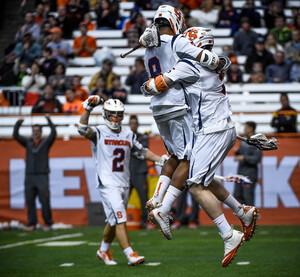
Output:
[77, 122, 90, 136]
[199, 50, 219, 70]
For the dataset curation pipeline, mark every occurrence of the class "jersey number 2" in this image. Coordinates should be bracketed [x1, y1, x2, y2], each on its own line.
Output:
[148, 56, 162, 78]
[112, 148, 124, 172]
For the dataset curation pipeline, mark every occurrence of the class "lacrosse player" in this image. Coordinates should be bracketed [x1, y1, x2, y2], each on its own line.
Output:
[144, 27, 260, 267]
[77, 96, 167, 266]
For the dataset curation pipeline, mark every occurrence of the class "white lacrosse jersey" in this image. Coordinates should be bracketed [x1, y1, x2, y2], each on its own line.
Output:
[144, 34, 202, 118]
[90, 125, 144, 188]
[164, 59, 234, 134]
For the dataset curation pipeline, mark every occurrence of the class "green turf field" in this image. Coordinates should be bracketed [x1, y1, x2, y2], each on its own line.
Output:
[0, 225, 299, 277]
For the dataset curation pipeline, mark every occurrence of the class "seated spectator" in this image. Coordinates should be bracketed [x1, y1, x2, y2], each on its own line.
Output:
[245, 37, 274, 73]
[233, 17, 258, 56]
[271, 93, 297, 133]
[125, 13, 147, 48]
[290, 55, 300, 82]
[73, 21, 97, 57]
[96, 0, 119, 29]
[239, 0, 261, 28]
[83, 12, 96, 30]
[108, 75, 127, 103]
[264, 1, 285, 29]
[216, 0, 239, 36]
[285, 30, 300, 63]
[226, 57, 243, 84]
[248, 62, 266, 83]
[39, 47, 57, 79]
[35, 3, 46, 27]
[14, 32, 42, 67]
[193, 0, 219, 28]
[270, 16, 292, 47]
[49, 62, 71, 95]
[62, 88, 85, 114]
[37, 20, 52, 47]
[288, 14, 300, 31]
[222, 44, 236, 59]
[22, 62, 47, 106]
[71, 75, 89, 100]
[0, 53, 18, 86]
[56, 5, 68, 35]
[266, 51, 292, 83]
[180, 4, 199, 28]
[16, 62, 29, 87]
[91, 76, 109, 100]
[265, 33, 284, 57]
[15, 12, 40, 42]
[125, 58, 148, 94]
[122, 8, 146, 35]
[88, 58, 116, 91]
[32, 84, 62, 113]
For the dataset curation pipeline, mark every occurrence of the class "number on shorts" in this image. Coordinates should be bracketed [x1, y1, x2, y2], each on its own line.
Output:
[112, 148, 124, 172]
[117, 211, 123, 219]
[148, 56, 162, 78]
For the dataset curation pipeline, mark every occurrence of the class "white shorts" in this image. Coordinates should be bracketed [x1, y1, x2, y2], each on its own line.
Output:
[187, 127, 236, 187]
[156, 112, 192, 160]
[98, 185, 130, 226]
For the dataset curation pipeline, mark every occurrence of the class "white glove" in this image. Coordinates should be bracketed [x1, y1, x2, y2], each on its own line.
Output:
[82, 95, 104, 111]
[199, 50, 219, 70]
[139, 24, 161, 48]
[155, 154, 169, 167]
[218, 55, 231, 73]
[140, 82, 153, 97]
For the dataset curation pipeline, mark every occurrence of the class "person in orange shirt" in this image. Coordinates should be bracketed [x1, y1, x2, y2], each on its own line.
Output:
[73, 21, 97, 57]
[84, 13, 96, 31]
[72, 75, 89, 101]
[63, 88, 85, 114]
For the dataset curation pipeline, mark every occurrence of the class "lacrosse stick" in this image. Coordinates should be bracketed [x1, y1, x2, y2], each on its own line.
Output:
[120, 45, 142, 58]
[215, 174, 252, 185]
[237, 133, 278, 151]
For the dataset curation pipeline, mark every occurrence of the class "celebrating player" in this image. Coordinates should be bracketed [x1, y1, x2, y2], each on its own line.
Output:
[77, 96, 167, 266]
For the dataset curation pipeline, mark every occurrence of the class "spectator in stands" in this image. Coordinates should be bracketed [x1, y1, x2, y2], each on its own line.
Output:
[288, 13, 300, 31]
[39, 47, 57, 79]
[290, 55, 300, 82]
[35, 3, 46, 27]
[248, 62, 266, 83]
[91, 76, 110, 100]
[37, 20, 52, 47]
[62, 88, 85, 114]
[285, 30, 300, 63]
[264, 1, 285, 30]
[71, 75, 89, 100]
[16, 62, 29, 87]
[180, 4, 199, 28]
[270, 16, 292, 47]
[179, 0, 202, 9]
[22, 62, 47, 106]
[216, 0, 239, 36]
[123, 8, 146, 39]
[233, 17, 258, 56]
[14, 32, 42, 67]
[192, 0, 219, 28]
[56, 5, 68, 35]
[265, 33, 285, 57]
[245, 36, 274, 73]
[49, 62, 71, 95]
[15, 12, 40, 42]
[32, 84, 62, 113]
[88, 58, 116, 91]
[125, 58, 148, 94]
[266, 50, 291, 83]
[13, 114, 56, 231]
[47, 27, 74, 66]
[108, 75, 127, 103]
[233, 121, 262, 206]
[0, 53, 18, 86]
[151, 0, 179, 9]
[239, 0, 261, 28]
[73, 21, 97, 57]
[96, 0, 119, 29]
[226, 57, 243, 85]
[271, 93, 297, 133]
[135, 0, 152, 10]
[222, 44, 236, 59]
[126, 13, 147, 48]
[83, 12, 96, 30]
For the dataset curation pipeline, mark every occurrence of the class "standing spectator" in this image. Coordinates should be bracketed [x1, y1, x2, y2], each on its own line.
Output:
[49, 62, 71, 95]
[125, 58, 148, 94]
[264, 1, 284, 29]
[233, 121, 262, 206]
[13, 114, 56, 231]
[265, 33, 285, 57]
[271, 93, 297, 133]
[88, 58, 116, 91]
[285, 30, 300, 63]
[180, 4, 198, 28]
[226, 57, 243, 84]
[91, 76, 110, 100]
[216, 0, 239, 36]
[233, 17, 258, 56]
[129, 115, 150, 229]
[39, 47, 57, 79]
[96, 0, 119, 29]
[108, 75, 127, 104]
[192, 0, 219, 28]
[266, 51, 291, 83]
[239, 0, 261, 28]
[73, 21, 97, 57]
[71, 75, 89, 100]
[32, 84, 62, 113]
[15, 12, 41, 42]
[47, 27, 74, 66]
[290, 56, 300, 82]
[125, 13, 146, 48]
[245, 37, 274, 73]
[62, 88, 85, 114]
[270, 16, 292, 47]
[248, 62, 266, 83]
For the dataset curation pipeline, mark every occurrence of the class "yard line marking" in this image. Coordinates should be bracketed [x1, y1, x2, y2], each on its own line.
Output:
[60, 263, 74, 267]
[37, 241, 86, 246]
[237, 261, 250, 265]
[145, 262, 161, 266]
[0, 233, 83, 250]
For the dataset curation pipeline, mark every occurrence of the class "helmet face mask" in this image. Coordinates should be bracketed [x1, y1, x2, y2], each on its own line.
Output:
[103, 99, 125, 131]
[183, 27, 214, 51]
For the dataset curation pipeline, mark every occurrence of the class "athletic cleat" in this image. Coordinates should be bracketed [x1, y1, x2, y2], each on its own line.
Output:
[96, 249, 117, 265]
[148, 204, 173, 240]
[221, 228, 244, 267]
[128, 252, 145, 266]
[145, 197, 160, 212]
[236, 205, 259, 241]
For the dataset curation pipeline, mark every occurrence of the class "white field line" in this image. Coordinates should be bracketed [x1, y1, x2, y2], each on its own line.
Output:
[0, 233, 83, 250]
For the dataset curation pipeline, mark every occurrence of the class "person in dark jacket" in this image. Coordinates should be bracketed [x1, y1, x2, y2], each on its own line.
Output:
[125, 58, 148, 94]
[13, 114, 56, 231]
[233, 121, 262, 206]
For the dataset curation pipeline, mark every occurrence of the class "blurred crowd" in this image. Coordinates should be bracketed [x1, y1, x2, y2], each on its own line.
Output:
[0, 0, 299, 115]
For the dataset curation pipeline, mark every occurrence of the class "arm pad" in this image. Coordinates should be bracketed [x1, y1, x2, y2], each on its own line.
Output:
[77, 122, 90, 137]
[199, 50, 219, 70]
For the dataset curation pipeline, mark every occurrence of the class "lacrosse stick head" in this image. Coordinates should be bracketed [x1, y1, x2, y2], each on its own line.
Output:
[248, 133, 278, 151]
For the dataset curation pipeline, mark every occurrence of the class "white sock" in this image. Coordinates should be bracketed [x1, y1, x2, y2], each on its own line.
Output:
[161, 185, 182, 213]
[153, 175, 171, 202]
[100, 240, 111, 252]
[123, 246, 133, 258]
[213, 214, 232, 235]
[223, 194, 241, 214]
